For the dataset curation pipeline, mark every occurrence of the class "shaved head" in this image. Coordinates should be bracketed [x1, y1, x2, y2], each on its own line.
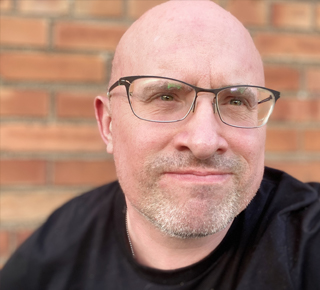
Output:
[110, 0, 263, 86]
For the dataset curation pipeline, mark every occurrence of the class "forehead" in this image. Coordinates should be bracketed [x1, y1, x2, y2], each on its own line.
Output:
[125, 43, 262, 89]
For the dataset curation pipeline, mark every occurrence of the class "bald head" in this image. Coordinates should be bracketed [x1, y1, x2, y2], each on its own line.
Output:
[110, 0, 264, 87]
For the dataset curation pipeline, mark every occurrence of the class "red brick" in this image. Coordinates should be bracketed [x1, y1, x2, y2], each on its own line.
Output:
[0, 160, 46, 185]
[264, 65, 300, 91]
[1, 192, 78, 224]
[0, 52, 105, 82]
[266, 129, 299, 151]
[128, 0, 167, 19]
[306, 68, 320, 92]
[265, 161, 320, 182]
[54, 160, 117, 185]
[0, 123, 105, 152]
[0, 16, 47, 47]
[74, 0, 123, 17]
[0, 88, 49, 117]
[54, 22, 127, 51]
[0, 0, 11, 11]
[304, 130, 320, 151]
[270, 98, 320, 122]
[0, 231, 10, 256]
[56, 91, 96, 119]
[17, 0, 69, 14]
[226, 0, 267, 26]
[254, 33, 320, 60]
[272, 3, 312, 29]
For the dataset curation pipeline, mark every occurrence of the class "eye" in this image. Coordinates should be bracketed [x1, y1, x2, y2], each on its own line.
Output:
[160, 95, 174, 101]
[229, 99, 243, 106]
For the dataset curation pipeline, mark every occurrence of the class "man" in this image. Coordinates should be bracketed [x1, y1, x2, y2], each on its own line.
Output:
[1, 1, 319, 289]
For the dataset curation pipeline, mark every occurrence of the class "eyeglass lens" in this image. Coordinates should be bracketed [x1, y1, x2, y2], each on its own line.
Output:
[127, 77, 275, 128]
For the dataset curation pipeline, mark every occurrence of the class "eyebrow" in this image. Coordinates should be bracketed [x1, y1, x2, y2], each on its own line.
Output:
[141, 81, 193, 93]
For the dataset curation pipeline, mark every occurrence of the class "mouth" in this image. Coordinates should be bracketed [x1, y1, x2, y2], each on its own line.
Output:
[163, 170, 232, 184]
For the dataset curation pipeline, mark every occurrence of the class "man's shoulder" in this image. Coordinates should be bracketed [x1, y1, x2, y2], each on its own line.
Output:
[257, 166, 320, 234]
[262, 166, 320, 200]
[249, 167, 320, 232]
[0, 181, 125, 290]
[68, 180, 122, 205]
[33, 180, 122, 235]
[243, 167, 320, 288]
[56, 180, 122, 213]
[42, 180, 123, 231]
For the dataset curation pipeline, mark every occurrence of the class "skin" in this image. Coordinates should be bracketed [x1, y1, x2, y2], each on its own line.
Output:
[95, 1, 266, 270]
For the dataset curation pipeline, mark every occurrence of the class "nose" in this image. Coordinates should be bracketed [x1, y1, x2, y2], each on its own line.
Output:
[173, 94, 228, 160]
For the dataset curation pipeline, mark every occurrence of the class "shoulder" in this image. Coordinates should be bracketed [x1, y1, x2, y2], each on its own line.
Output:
[36, 181, 122, 232]
[50, 180, 122, 218]
[237, 168, 320, 288]
[37, 180, 124, 245]
[60, 180, 122, 210]
[262, 166, 319, 204]
[249, 167, 320, 252]
[259, 167, 320, 229]
[260, 167, 320, 287]
[244, 167, 320, 232]
[0, 181, 124, 290]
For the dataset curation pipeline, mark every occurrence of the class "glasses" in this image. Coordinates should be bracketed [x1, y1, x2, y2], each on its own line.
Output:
[107, 76, 280, 129]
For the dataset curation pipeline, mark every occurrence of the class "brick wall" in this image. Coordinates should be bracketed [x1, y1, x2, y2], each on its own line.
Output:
[0, 0, 319, 267]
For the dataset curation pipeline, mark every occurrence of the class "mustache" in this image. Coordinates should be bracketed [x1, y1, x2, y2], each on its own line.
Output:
[146, 152, 244, 173]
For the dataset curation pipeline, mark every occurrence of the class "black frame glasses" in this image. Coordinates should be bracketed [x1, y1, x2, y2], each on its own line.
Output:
[108, 75, 280, 129]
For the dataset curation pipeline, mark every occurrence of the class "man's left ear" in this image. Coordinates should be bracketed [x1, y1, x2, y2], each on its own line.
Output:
[94, 96, 113, 154]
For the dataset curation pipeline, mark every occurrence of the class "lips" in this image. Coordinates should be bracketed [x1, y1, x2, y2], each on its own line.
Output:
[163, 170, 231, 183]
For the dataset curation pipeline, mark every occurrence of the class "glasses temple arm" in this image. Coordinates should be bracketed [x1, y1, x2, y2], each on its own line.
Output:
[258, 95, 273, 105]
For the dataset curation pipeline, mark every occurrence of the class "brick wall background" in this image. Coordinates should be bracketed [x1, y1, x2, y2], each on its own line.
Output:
[0, 0, 319, 267]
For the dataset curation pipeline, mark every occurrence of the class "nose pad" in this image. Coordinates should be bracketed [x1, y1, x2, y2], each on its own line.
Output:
[212, 100, 216, 114]
[191, 96, 197, 113]
[192, 101, 196, 113]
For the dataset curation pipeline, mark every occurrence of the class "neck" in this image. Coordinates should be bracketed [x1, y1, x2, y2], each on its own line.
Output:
[126, 202, 232, 270]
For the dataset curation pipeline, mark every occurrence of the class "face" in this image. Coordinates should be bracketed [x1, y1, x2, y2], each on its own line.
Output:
[96, 4, 266, 239]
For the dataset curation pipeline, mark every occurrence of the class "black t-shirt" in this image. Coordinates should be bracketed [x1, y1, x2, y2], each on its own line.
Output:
[1, 167, 320, 290]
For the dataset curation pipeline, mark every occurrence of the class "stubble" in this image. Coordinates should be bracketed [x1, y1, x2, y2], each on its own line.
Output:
[127, 152, 256, 239]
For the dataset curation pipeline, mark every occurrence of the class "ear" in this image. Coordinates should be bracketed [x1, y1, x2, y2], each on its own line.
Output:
[94, 96, 114, 154]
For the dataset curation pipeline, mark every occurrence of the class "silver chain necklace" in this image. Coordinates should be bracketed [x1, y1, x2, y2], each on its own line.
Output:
[125, 210, 135, 257]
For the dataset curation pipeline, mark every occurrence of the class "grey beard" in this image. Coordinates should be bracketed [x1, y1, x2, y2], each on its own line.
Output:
[138, 186, 241, 239]
[130, 152, 253, 239]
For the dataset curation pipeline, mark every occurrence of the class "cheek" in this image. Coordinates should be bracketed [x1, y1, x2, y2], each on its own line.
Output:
[248, 128, 266, 169]
[111, 111, 173, 192]
[230, 127, 266, 188]
[113, 121, 167, 158]
[230, 125, 265, 160]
